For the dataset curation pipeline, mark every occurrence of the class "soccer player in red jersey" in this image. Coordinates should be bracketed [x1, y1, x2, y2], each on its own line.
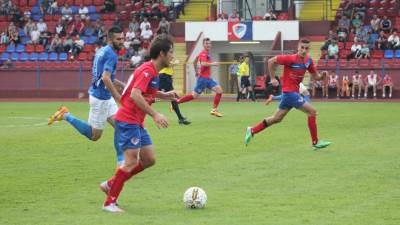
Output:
[245, 39, 331, 149]
[101, 34, 177, 213]
[175, 37, 224, 117]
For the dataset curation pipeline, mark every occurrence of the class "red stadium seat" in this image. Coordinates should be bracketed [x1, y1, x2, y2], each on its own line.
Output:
[339, 59, 348, 68]
[0, 45, 5, 53]
[78, 52, 87, 61]
[65, 0, 74, 5]
[25, 45, 35, 53]
[371, 59, 381, 69]
[380, 0, 391, 9]
[359, 59, 370, 68]
[371, 50, 384, 59]
[317, 60, 326, 68]
[28, 0, 37, 6]
[377, 8, 385, 17]
[369, 0, 381, 8]
[35, 45, 44, 53]
[44, 14, 52, 21]
[94, 0, 103, 6]
[83, 45, 94, 53]
[366, 8, 376, 17]
[53, 15, 62, 22]
[345, 42, 353, 50]
[348, 59, 358, 68]
[326, 59, 337, 69]
[338, 42, 344, 50]
[83, 0, 93, 5]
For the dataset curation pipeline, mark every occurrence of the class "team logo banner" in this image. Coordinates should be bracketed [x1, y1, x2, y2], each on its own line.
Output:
[228, 22, 253, 41]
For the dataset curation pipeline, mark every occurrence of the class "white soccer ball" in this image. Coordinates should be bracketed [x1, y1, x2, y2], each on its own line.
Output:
[183, 187, 207, 209]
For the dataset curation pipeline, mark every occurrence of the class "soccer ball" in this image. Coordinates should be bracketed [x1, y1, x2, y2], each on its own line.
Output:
[183, 187, 207, 209]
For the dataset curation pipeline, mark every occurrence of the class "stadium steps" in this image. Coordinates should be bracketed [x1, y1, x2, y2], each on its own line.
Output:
[173, 43, 187, 94]
[299, 0, 341, 21]
[176, 0, 213, 22]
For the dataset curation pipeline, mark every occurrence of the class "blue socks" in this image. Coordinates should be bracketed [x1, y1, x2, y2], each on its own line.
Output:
[64, 113, 93, 140]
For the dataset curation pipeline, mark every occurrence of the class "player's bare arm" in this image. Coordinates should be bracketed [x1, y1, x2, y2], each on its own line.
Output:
[131, 88, 168, 128]
[102, 71, 121, 102]
[267, 56, 279, 85]
[193, 57, 199, 76]
[113, 79, 126, 90]
[200, 61, 219, 66]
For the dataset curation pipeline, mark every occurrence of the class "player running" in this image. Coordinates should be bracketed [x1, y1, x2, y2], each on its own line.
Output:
[245, 39, 331, 149]
[101, 34, 176, 213]
[175, 37, 223, 117]
[47, 27, 126, 165]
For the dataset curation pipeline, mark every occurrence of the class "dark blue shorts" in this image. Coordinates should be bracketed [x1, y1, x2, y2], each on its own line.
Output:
[194, 77, 218, 94]
[279, 92, 306, 110]
[114, 121, 153, 152]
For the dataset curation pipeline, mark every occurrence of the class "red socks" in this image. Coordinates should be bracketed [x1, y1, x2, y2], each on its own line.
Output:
[106, 163, 144, 187]
[213, 93, 222, 109]
[177, 94, 194, 104]
[308, 115, 318, 145]
[251, 120, 268, 135]
[104, 168, 130, 206]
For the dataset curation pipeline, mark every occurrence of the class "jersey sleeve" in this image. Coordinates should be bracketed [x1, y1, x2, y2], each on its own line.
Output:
[307, 58, 317, 74]
[133, 68, 154, 93]
[276, 55, 291, 65]
[103, 52, 117, 74]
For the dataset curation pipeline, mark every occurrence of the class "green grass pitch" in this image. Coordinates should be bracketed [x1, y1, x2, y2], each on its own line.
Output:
[0, 101, 399, 225]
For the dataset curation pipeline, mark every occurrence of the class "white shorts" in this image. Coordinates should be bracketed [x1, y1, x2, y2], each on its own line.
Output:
[88, 95, 118, 129]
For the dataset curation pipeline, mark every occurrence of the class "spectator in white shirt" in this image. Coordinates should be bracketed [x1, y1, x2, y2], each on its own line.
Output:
[37, 18, 47, 33]
[126, 27, 136, 41]
[30, 26, 41, 44]
[347, 40, 362, 60]
[140, 17, 151, 31]
[140, 25, 153, 40]
[388, 30, 400, 50]
[78, 3, 89, 20]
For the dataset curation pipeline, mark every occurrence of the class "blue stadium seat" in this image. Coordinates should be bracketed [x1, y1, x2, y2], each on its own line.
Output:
[59, 52, 68, 61]
[90, 14, 100, 21]
[384, 50, 394, 58]
[395, 50, 400, 58]
[1, 52, 9, 60]
[19, 52, 29, 61]
[6, 44, 15, 53]
[21, 37, 30, 45]
[88, 36, 98, 44]
[30, 52, 39, 61]
[81, 36, 89, 43]
[11, 52, 18, 61]
[70, 6, 79, 14]
[18, 29, 26, 37]
[38, 52, 48, 61]
[32, 14, 43, 21]
[49, 52, 58, 61]
[16, 44, 25, 53]
[84, 27, 94, 36]
[88, 6, 97, 14]
[31, 6, 41, 14]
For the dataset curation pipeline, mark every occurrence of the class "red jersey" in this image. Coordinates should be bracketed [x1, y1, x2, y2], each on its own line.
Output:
[197, 49, 211, 78]
[383, 75, 392, 85]
[276, 54, 316, 92]
[115, 61, 159, 126]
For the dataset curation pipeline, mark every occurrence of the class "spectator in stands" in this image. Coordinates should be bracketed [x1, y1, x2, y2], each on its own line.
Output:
[69, 16, 85, 36]
[353, 0, 366, 20]
[30, 26, 40, 45]
[347, 40, 362, 60]
[140, 17, 151, 31]
[140, 24, 153, 41]
[151, 1, 163, 18]
[102, 0, 116, 13]
[228, 9, 240, 22]
[216, 13, 227, 21]
[37, 18, 48, 33]
[62, 35, 73, 52]
[130, 51, 142, 68]
[40, 0, 51, 15]
[380, 16, 392, 33]
[78, 3, 89, 20]
[112, 17, 122, 29]
[326, 39, 339, 60]
[95, 23, 106, 46]
[9, 28, 19, 44]
[0, 0, 12, 16]
[351, 14, 363, 33]
[157, 16, 170, 34]
[364, 70, 381, 98]
[61, 3, 73, 23]
[342, 0, 354, 17]
[126, 27, 136, 41]
[370, 15, 380, 34]
[376, 30, 388, 50]
[129, 17, 140, 32]
[352, 70, 364, 98]
[388, 30, 400, 50]
[71, 35, 84, 59]
[23, 9, 31, 21]
[24, 19, 36, 37]
[49, 34, 63, 53]
[55, 19, 67, 37]
[0, 31, 9, 44]
[7, 21, 17, 35]
[366, 30, 375, 50]
[326, 70, 340, 98]
[359, 43, 370, 59]
[172, 0, 185, 18]
[264, 9, 277, 20]
[382, 74, 393, 98]
[338, 16, 350, 39]
[0, 59, 12, 69]
[48, 1, 58, 14]
[10, 4, 23, 27]
[355, 26, 368, 43]
[321, 30, 337, 50]
[39, 27, 52, 47]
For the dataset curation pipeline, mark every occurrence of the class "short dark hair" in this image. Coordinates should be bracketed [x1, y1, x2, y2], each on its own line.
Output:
[299, 38, 310, 44]
[203, 37, 211, 43]
[150, 34, 173, 59]
[108, 27, 123, 39]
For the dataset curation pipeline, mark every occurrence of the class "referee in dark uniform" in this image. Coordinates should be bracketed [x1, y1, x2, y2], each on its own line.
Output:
[159, 62, 191, 125]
